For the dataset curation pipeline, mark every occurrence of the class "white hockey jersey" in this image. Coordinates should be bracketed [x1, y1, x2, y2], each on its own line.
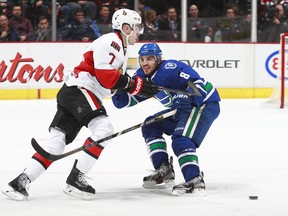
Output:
[65, 32, 126, 102]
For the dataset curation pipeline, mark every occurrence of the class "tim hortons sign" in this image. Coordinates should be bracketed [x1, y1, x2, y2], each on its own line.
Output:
[0, 52, 64, 83]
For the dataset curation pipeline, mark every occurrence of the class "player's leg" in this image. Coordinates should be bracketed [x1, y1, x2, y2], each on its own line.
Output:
[141, 109, 177, 188]
[171, 102, 220, 195]
[64, 115, 113, 199]
[2, 96, 79, 200]
[59, 85, 113, 199]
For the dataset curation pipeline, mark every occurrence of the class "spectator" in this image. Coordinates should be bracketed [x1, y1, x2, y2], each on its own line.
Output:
[119, 0, 129, 9]
[31, 16, 53, 41]
[27, 0, 49, 28]
[204, 26, 214, 42]
[46, 1, 70, 30]
[0, 0, 9, 16]
[60, 8, 97, 41]
[16, 0, 34, 20]
[9, 5, 33, 41]
[187, 4, 211, 42]
[214, 5, 245, 42]
[65, 0, 97, 21]
[242, 10, 252, 42]
[138, 0, 151, 14]
[0, 14, 20, 42]
[157, 6, 181, 41]
[141, 8, 159, 41]
[258, 3, 288, 42]
[93, 4, 112, 35]
[148, 0, 180, 17]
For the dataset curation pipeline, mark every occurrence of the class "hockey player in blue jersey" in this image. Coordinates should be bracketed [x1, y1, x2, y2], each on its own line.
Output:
[112, 43, 220, 195]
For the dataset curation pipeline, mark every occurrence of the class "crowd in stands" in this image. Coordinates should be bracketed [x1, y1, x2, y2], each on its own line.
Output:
[0, 0, 288, 43]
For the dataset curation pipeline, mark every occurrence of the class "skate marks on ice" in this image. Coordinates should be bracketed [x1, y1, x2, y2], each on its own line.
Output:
[1, 180, 249, 201]
[64, 182, 249, 201]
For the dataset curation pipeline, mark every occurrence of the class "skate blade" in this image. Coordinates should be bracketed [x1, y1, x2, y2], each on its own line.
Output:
[2, 186, 28, 201]
[143, 180, 175, 189]
[63, 185, 96, 201]
[172, 187, 207, 196]
[164, 180, 175, 187]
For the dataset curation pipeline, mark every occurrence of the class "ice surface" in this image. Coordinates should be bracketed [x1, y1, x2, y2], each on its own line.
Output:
[0, 98, 287, 216]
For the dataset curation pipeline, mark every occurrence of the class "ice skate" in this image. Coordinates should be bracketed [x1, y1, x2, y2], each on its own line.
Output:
[172, 172, 206, 196]
[143, 156, 175, 189]
[2, 173, 31, 201]
[63, 160, 96, 200]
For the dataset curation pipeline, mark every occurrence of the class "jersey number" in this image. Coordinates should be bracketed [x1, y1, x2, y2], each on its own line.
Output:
[109, 53, 116, 65]
[180, 72, 190, 79]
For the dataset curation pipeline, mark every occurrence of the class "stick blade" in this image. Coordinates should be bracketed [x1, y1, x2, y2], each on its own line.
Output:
[31, 138, 58, 161]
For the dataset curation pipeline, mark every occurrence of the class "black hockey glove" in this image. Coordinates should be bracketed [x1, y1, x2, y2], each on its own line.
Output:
[127, 76, 159, 98]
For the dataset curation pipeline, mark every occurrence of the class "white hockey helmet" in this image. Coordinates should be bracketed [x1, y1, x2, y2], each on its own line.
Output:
[112, 9, 143, 34]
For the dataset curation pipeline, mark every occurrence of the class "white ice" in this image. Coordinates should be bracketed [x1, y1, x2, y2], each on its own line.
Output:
[0, 98, 288, 216]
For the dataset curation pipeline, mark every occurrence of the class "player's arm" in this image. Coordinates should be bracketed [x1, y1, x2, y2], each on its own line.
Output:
[112, 89, 144, 108]
[112, 72, 151, 108]
[94, 42, 159, 97]
[173, 65, 208, 107]
[95, 68, 159, 98]
[167, 63, 207, 106]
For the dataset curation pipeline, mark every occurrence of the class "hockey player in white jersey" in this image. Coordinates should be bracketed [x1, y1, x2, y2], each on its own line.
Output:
[2, 9, 159, 201]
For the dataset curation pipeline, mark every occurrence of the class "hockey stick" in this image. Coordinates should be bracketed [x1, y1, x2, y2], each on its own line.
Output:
[158, 80, 202, 97]
[187, 80, 202, 96]
[158, 86, 196, 96]
[31, 109, 176, 162]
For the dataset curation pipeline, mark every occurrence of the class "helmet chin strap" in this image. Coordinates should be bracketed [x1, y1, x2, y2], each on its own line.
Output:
[121, 24, 134, 46]
[121, 33, 130, 75]
[121, 26, 134, 74]
[125, 34, 129, 46]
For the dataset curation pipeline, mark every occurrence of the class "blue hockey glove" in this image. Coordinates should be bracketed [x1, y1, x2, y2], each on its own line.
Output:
[172, 94, 193, 120]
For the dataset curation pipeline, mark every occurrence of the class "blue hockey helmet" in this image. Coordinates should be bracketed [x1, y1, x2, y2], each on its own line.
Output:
[138, 43, 162, 62]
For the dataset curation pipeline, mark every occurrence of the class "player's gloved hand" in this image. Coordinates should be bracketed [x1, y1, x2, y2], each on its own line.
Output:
[172, 94, 193, 120]
[127, 76, 159, 98]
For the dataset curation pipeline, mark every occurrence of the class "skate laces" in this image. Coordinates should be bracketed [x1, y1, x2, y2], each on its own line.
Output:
[146, 165, 167, 178]
[19, 173, 31, 190]
[147, 163, 173, 179]
[144, 157, 174, 182]
[78, 172, 92, 187]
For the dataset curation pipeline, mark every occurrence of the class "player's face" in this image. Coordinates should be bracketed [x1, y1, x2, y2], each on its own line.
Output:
[139, 56, 158, 75]
[127, 25, 142, 45]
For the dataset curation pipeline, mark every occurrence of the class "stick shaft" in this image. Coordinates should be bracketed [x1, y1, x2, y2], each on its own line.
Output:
[31, 109, 176, 161]
[158, 80, 202, 96]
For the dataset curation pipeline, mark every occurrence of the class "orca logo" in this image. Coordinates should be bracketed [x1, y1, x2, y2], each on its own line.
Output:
[164, 62, 177, 69]
[265, 50, 288, 80]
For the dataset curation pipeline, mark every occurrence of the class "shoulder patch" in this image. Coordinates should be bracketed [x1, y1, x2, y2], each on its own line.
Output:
[110, 41, 120, 52]
[164, 62, 177, 70]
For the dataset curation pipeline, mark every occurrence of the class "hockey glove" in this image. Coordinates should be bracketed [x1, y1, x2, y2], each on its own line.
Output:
[172, 94, 193, 120]
[127, 76, 159, 98]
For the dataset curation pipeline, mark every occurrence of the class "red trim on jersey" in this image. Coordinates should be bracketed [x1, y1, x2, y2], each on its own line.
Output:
[33, 152, 52, 169]
[73, 32, 125, 89]
[74, 51, 94, 76]
[94, 68, 120, 89]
